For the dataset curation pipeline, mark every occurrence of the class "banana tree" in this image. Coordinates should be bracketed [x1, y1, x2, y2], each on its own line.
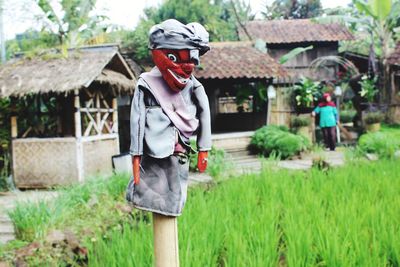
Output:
[353, 0, 398, 104]
[34, 0, 109, 48]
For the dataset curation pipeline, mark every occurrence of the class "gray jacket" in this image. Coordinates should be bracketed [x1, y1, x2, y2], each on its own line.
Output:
[129, 70, 212, 158]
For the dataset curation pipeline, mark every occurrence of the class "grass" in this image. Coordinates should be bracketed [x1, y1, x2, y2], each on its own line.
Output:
[87, 160, 400, 267]
[189, 143, 233, 179]
[357, 124, 400, 158]
[8, 173, 130, 242]
[0, 173, 134, 266]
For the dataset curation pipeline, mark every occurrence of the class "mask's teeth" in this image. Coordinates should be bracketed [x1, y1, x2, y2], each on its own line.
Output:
[168, 69, 189, 84]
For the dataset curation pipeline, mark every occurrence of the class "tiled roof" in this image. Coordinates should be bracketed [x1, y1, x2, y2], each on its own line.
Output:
[194, 42, 287, 80]
[240, 19, 354, 44]
[387, 43, 400, 66]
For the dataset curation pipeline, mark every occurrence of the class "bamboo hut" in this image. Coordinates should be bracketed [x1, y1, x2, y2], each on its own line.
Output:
[0, 44, 136, 188]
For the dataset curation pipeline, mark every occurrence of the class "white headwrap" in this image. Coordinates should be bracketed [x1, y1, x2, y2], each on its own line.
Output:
[149, 19, 210, 55]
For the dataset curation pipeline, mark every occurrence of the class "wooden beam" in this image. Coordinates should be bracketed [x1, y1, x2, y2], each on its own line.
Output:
[96, 92, 101, 133]
[74, 90, 82, 138]
[112, 98, 118, 133]
[80, 108, 116, 113]
[83, 110, 101, 135]
[11, 116, 17, 138]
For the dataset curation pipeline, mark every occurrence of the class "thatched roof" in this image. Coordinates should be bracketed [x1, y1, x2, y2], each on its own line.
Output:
[0, 45, 137, 98]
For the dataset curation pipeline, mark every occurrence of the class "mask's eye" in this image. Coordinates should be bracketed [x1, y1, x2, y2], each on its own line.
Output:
[167, 54, 177, 62]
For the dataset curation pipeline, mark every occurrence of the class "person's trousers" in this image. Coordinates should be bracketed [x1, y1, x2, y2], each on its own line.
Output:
[321, 126, 336, 151]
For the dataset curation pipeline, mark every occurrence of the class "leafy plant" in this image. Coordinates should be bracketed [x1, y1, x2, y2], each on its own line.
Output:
[251, 125, 310, 159]
[293, 77, 322, 107]
[364, 112, 385, 124]
[358, 75, 378, 102]
[290, 116, 311, 128]
[279, 45, 313, 64]
[339, 110, 357, 123]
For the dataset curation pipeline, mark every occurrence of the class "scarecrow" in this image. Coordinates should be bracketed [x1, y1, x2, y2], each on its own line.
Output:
[126, 19, 211, 267]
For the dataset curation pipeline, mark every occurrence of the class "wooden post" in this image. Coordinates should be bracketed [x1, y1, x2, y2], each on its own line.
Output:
[74, 90, 82, 138]
[153, 213, 179, 267]
[96, 92, 101, 134]
[112, 98, 118, 133]
[11, 116, 17, 138]
[74, 90, 84, 182]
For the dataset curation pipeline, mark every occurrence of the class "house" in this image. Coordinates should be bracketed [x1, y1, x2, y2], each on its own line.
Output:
[240, 19, 354, 82]
[0, 44, 136, 188]
[194, 41, 288, 132]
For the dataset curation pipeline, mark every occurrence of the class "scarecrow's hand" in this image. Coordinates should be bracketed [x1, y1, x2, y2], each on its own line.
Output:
[132, 156, 141, 184]
[197, 151, 208, 173]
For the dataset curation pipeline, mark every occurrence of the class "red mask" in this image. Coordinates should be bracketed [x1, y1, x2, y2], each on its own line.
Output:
[151, 49, 195, 92]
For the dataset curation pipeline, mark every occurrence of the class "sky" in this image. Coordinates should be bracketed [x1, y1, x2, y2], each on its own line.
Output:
[3, 0, 352, 40]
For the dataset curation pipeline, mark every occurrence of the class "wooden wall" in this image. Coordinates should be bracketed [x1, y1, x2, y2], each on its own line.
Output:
[270, 87, 294, 127]
[268, 41, 339, 82]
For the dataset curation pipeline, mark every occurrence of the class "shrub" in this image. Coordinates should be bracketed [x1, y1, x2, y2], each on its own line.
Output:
[290, 116, 310, 128]
[364, 112, 384, 124]
[340, 110, 356, 124]
[358, 75, 378, 102]
[251, 125, 310, 159]
[358, 127, 400, 158]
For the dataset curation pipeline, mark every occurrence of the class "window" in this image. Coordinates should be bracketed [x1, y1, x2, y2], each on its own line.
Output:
[218, 95, 254, 114]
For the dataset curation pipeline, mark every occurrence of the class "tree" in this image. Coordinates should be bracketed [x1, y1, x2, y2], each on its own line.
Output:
[353, 0, 399, 106]
[34, 0, 108, 47]
[263, 0, 323, 20]
[128, 0, 253, 62]
[5, 30, 59, 58]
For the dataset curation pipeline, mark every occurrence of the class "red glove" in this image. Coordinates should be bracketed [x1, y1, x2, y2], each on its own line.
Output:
[197, 151, 208, 173]
[132, 156, 141, 185]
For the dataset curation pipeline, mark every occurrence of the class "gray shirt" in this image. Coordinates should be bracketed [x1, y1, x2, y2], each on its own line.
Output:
[129, 69, 212, 158]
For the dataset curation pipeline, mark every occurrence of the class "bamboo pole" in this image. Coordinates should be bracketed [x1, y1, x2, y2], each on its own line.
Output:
[96, 93, 101, 134]
[10, 116, 17, 138]
[153, 213, 179, 267]
[112, 98, 118, 133]
[74, 90, 82, 138]
[74, 90, 84, 182]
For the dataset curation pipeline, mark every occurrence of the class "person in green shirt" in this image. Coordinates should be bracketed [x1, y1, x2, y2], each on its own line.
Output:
[312, 93, 338, 151]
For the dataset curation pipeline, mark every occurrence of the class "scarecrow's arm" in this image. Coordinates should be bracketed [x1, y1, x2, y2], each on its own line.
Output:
[193, 79, 212, 172]
[129, 82, 146, 184]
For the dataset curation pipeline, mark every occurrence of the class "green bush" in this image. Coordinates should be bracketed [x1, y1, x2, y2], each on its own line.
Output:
[364, 112, 384, 124]
[358, 126, 400, 158]
[340, 110, 356, 124]
[251, 125, 310, 159]
[290, 116, 310, 128]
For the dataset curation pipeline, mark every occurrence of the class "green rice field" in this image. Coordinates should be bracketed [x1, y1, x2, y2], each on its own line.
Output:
[88, 160, 400, 267]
